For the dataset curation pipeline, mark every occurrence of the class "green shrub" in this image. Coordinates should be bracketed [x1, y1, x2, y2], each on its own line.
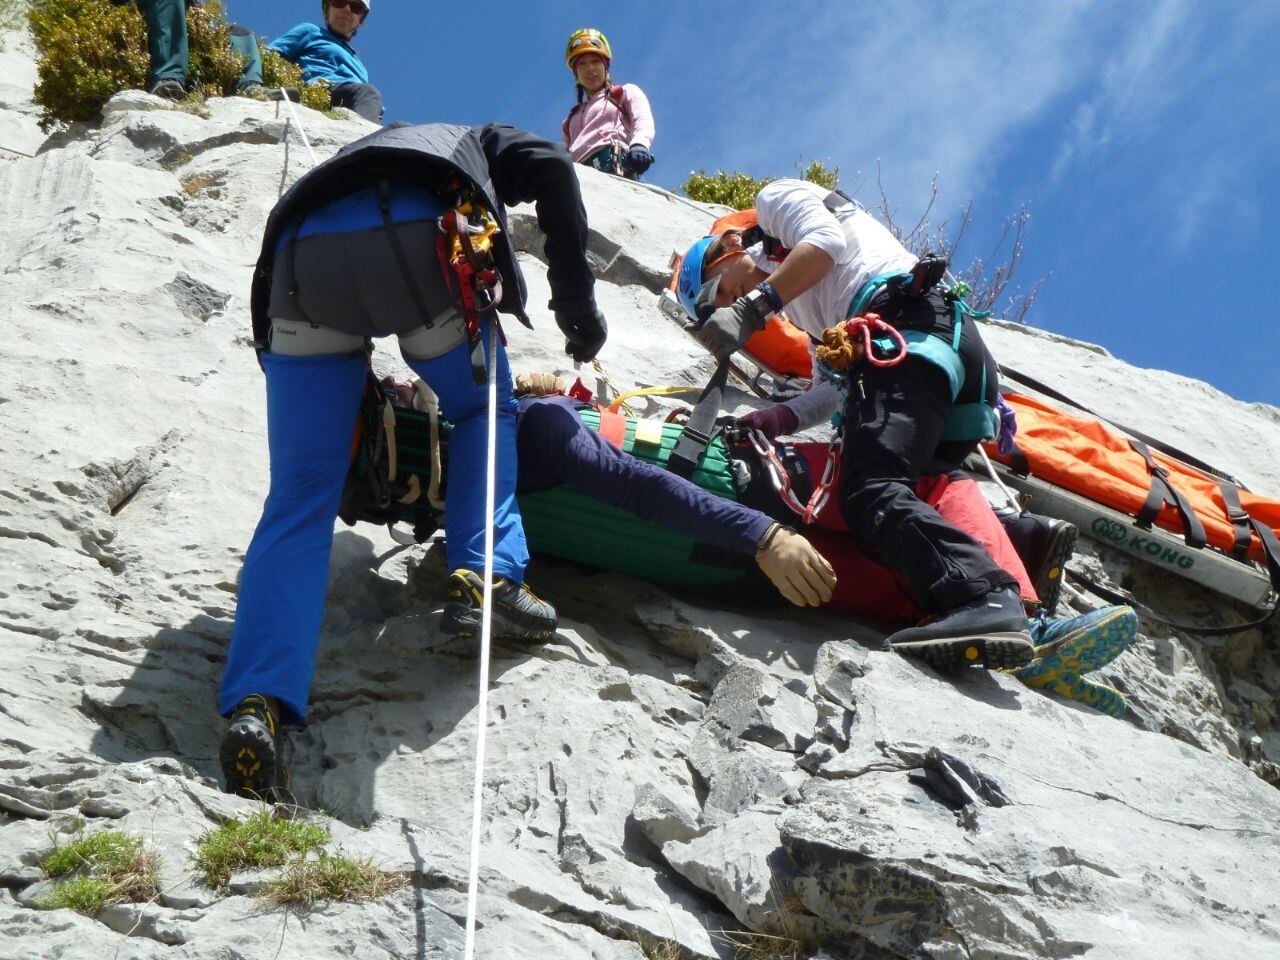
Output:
[28, 0, 328, 131]
[262, 48, 330, 112]
[681, 159, 840, 210]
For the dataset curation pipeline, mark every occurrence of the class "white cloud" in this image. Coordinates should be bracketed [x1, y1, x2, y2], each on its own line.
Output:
[1046, 0, 1196, 184]
[668, 1, 1110, 213]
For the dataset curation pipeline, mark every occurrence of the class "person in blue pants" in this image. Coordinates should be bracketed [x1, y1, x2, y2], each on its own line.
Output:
[218, 123, 606, 800]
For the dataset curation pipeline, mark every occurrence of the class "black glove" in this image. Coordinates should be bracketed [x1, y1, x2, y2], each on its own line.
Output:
[694, 289, 772, 362]
[625, 145, 654, 175]
[554, 302, 608, 363]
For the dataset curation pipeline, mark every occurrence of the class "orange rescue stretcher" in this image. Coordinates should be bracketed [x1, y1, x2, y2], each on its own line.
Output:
[982, 392, 1280, 611]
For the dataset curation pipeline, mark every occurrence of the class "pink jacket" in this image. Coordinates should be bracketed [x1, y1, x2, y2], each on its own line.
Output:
[562, 83, 655, 163]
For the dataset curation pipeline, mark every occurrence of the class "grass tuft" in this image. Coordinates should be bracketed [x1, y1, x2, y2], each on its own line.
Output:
[38, 830, 159, 917]
[192, 809, 329, 890]
[638, 934, 696, 960]
[715, 930, 806, 960]
[262, 854, 407, 908]
[40, 875, 118, 915]
[43, 830, 138, 877]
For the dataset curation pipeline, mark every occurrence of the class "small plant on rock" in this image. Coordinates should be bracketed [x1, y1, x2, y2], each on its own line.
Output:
[191, 808, 329, 890]
[28, 0, 328, 130]
[39, 829, 159, 917]
[638, 934, 696, 960]
[263, 853, 407, 908]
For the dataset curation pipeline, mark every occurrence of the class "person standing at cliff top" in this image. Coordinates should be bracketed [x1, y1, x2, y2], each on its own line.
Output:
[267, 0, 383, 123]
[216, 122, 607, 801]
[561, 28, 655, 181]
[678, 179, 1035, 672]
[109, 0, 271, 101]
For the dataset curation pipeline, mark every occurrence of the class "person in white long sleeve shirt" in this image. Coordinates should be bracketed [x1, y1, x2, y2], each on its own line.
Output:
[676, 179, 1033, 671]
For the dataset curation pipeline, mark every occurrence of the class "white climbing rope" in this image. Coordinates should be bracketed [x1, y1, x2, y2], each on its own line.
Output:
[978, 445, 1022, 512]
[278, 88, 318, 167]
[463, 319, 500, 960]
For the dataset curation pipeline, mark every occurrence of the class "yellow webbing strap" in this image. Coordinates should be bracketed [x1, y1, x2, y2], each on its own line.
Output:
[608, 385, 701, 413]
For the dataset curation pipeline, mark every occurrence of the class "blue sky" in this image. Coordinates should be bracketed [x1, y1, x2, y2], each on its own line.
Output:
[226, 1, 1280, 408]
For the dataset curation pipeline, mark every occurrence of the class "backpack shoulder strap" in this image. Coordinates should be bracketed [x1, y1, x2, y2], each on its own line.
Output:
[739, 224, 790, 263]
[608, 84, 630, 122]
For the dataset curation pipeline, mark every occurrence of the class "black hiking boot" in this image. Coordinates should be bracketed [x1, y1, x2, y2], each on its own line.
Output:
[220, 695, 291, 802]
[887, 585, 1034, 670]
[1000, 511, 1078, 617]
[149, 79, 187, 101]
[439, 568, 557, 642]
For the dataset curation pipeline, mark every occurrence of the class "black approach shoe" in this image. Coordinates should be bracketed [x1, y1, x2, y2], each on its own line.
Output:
[148, 79, 187, 101]
[887, 585, 1034, 671]
[1001, 512, 1079, 617]
[220, 695, 290, 802]
[439, 568, 557, 642]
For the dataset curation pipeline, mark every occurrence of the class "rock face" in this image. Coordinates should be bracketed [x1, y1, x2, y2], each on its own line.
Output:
[2, 18, 1280, 960]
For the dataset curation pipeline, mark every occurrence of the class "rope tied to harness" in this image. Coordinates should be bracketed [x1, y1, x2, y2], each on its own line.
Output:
[815, 311, 909, 373]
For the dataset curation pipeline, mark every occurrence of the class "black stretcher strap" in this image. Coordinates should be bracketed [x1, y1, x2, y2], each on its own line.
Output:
[1066, 569, 1278, 637]
[1218, 482, 1255, 560]
[669, 361, 730, 479]
[1247, 514, 1280, 595]
[1007, 439, 1031, 477]
[1130, 439, 1208, 549]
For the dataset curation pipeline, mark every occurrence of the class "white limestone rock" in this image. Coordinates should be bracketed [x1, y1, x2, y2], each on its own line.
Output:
[0, 16, 1278, 960]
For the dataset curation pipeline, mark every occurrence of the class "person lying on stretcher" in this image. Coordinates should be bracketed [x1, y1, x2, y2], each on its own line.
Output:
[467, 372, 1135, 715]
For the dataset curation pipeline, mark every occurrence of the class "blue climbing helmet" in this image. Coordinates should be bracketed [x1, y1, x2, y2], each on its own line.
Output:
[677, 236, 719, 321]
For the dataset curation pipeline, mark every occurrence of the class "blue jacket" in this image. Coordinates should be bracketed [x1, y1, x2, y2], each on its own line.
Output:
[268, 23, 369, 86]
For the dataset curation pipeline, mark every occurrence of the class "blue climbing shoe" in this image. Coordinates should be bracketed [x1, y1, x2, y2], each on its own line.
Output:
[1023, 605, 1138, 672]
[1014, 605, 1138, 718]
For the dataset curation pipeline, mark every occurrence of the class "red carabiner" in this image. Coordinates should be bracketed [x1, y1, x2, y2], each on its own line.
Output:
[844, 312, 908, 368]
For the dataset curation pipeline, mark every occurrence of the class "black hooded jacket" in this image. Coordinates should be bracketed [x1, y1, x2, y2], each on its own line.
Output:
[250, 122, 595, 348]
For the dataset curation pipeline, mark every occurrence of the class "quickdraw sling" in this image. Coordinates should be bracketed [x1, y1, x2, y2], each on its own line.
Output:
[435, 183, 505, 386]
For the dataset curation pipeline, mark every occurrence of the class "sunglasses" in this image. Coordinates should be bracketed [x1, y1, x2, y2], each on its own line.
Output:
[330, 0, 368, 14]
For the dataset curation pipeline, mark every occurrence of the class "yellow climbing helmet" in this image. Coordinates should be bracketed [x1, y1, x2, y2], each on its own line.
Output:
[565, 28, 612, 70]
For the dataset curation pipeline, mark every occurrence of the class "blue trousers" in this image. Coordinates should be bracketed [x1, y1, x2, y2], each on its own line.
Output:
[219, 324, 527, 723]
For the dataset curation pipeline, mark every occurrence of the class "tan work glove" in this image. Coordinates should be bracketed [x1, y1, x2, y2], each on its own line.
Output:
[755, 524, 836, 607]
[514, 372, 566, 398]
